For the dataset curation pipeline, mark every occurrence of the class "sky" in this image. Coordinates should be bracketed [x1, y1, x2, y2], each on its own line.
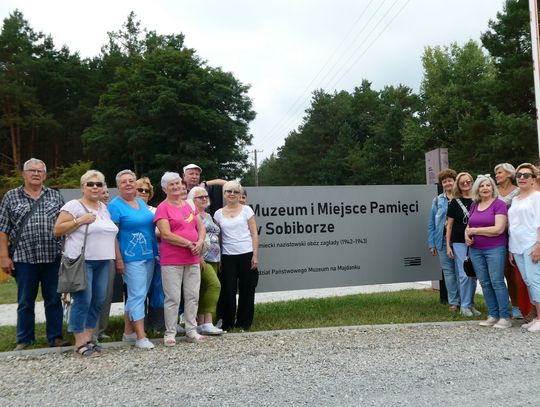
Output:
[1, 0, 507, 163]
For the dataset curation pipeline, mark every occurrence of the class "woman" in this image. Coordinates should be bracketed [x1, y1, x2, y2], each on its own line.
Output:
[155, 172, 206, 345]
[188, 187, 223, 335]
[53, 170, 118, 357]
[214, 180, 259, 332]
[465, 175, 510, 328]
[108, 170, 156, 350]
[508, 163, 540, 332]
[427, 169, 460, 311]
[494, 163, 531, 319]
[446, 172, 480, 317]
[136, 177, 164, 332]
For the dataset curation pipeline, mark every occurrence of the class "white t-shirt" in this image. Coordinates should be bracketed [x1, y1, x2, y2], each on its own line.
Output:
[61, 200, 118, 260]
[214, 205, 255, 255]
[508, 191, 540, 254]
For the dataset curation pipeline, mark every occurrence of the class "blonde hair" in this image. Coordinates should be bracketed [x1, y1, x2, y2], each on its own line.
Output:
[80, 170, 105, 186]
[136, 177, 154, 200]
[452, 172, 473, 199]
[516, 163, 539, 177]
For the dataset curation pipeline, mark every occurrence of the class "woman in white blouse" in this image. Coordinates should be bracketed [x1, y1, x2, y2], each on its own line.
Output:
[213, 181, 258, 332]
[508, 163, 540, 333]
[54, 170, 118, 357]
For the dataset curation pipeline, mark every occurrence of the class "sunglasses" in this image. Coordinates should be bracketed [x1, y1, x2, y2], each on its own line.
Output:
[224, 189, 241, 195]
[516, 172, 535, 179]
[137, 188, 151, 194]
[459, 179, 472, 186]
[86, 181, 104, 188]
[194, 195, 209, 200]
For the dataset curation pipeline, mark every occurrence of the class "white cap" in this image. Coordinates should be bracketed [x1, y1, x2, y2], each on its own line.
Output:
[183, 163, 202, 173]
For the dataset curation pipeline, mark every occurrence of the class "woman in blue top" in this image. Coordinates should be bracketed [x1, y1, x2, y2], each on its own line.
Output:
[427, 169, 460, 311]
[108, 169, 157, 350]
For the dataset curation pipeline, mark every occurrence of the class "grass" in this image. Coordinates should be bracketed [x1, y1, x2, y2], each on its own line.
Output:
[0, 277, 42, 304]
[0, 284, 486, 352]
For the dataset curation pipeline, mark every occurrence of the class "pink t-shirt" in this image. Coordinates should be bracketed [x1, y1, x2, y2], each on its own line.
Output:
[154, 200, 200, 265]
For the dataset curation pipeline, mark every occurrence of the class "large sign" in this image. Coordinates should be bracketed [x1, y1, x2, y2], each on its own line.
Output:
[246, 185, 440, 292]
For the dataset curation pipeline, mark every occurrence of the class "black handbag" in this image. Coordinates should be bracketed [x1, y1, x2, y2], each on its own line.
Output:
[463, 248, 476, 278]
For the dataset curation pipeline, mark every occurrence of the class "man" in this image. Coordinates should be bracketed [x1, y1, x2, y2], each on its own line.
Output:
[183, 163, 226, 216]
[0, 158, 69, 350]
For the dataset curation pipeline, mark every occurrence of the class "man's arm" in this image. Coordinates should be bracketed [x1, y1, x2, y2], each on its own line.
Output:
[0, 232, 15, 275]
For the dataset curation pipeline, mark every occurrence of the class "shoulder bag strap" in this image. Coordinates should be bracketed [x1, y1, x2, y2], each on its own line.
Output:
[456, 198, 470, 218]
[77, 200, 91, 254]
[9, 191, 47, 257]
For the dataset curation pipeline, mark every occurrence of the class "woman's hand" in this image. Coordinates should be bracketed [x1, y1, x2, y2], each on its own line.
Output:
[191, 240, 204, 255]
[464, 231, 474, 246]
[530, 244, 540, 264]
[115, 258, 125, 274]
[508, 251, 515, 267]
[429, 248, 437, 256]
[251, 254, 258, 270]
[447, 246, 454, 259]
[79, 212, 97, 225]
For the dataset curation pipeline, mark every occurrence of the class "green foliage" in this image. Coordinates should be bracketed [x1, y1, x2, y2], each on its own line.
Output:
[0, 170, 22, 198]
[49, 160, 94, 188]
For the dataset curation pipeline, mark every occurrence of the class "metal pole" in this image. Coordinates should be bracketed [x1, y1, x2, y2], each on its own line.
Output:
[529, 0, 540, 155]
[254, 149, 259, 187]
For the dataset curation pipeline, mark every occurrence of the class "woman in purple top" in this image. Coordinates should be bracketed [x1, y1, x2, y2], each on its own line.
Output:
[465, 175, 510, 328]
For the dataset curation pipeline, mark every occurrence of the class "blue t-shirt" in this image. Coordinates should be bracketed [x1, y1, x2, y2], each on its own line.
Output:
[108, 196, 156, 262]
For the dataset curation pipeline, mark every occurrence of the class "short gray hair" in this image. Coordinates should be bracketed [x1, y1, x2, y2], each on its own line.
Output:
[23, 158, 47, 172]
[115, 169, 136, 187]
[81, 170, 105, 186]
[494, 163, 516, 178]
[160, 171, 182, 189]
[472, 175, 499, 201]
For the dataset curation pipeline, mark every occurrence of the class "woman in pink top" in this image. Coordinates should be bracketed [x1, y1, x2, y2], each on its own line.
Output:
[154, 172, 206, 345]
[465, 175, 510, 328]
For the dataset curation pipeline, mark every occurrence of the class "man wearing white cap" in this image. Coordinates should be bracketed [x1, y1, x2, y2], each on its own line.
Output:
[182, 164, 226, 216]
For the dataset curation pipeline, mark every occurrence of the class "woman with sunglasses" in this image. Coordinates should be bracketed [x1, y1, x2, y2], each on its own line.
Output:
[446, 172, 481, 317]
[187, 186, 223, 335]
[508, 163, 540, 332]
[465, 175, 510, 328]
[53, 170, 118, 357]
[214, 180, 259, 332]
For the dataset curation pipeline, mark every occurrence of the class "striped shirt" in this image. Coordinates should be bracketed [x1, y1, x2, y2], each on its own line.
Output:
[0, 186, 64, 263]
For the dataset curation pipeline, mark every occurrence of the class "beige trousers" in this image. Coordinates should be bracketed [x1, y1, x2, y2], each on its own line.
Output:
[161, 264, 200, 338]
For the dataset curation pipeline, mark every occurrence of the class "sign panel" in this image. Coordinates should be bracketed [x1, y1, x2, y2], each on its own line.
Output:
[247, 185, 440, 292]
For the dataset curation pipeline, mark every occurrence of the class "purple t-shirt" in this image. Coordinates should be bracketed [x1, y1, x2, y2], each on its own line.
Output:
[468, 199, 508, 250]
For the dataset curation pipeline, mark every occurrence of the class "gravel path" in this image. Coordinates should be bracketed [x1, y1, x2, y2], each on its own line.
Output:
[1, 321, 538, 406]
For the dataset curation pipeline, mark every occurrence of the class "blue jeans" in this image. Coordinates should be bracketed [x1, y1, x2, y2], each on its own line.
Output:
[68, 260, 110, 333]
[123, 259, 154, 321]
[14, 260, 63, 346]
[513, 245, 540, 303]
[470, 246, 509, 319]
[452, 243, 478, 309]
[438, 243, 460, 306]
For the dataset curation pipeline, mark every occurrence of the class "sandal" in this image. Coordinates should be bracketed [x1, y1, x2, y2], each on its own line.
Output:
[186, 334, 207, 344]
[86, 341, 103, 353]
[74, 344, 100, 357]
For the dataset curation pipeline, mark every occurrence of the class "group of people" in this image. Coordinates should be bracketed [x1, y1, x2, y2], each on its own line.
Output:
[428, 162, 540, 332]
[0, 158, 259, 357]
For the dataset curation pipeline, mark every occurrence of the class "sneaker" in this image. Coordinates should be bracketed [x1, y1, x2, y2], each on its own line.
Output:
[196, 325, 203, 334]
[460, 308, 473, 317]
[470, 307, 482, 317]
[201, 324, 223, 336]
[178, 313, 185, 327]
[186, 334, 207, 344]
[216, 319, 223, 329]
[527, 319, 540, 333]
[50, 338, 71, 347]
[163, 336, 176, 347]
[135, 337, 155, 349]
[176, 324, 186, 334]
[479, 316, 498, 327]
[122, 332, 137, 344]
[448, 305, 458, 312]
[521, 320, 535, 329]
[512, 306, 523, 320]
[14, 343, 30, 351]
[98, 333, 111, 340]
[493, 318, 512, 329]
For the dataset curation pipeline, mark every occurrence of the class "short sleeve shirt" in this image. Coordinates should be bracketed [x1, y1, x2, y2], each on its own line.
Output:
[154, 200, 200, 266]
[468, 199, 508, 250]
[108, 196, 156, 262]
[61, 200, 118, 260]
[0, 186, 64, 263]
[447, 198, 473, 244]
[214, 205, 255, 255]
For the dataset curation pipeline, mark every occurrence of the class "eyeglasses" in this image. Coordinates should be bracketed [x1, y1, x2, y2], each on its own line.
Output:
[137, 188, 151, 194]
[459, 179, 472, 186]
[86, 181, 104, 188]
[25, 169, 45, 174]
[224, 190, 241, 195]
[516, 172, 536, 179]
[194, 195, 209, 200]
